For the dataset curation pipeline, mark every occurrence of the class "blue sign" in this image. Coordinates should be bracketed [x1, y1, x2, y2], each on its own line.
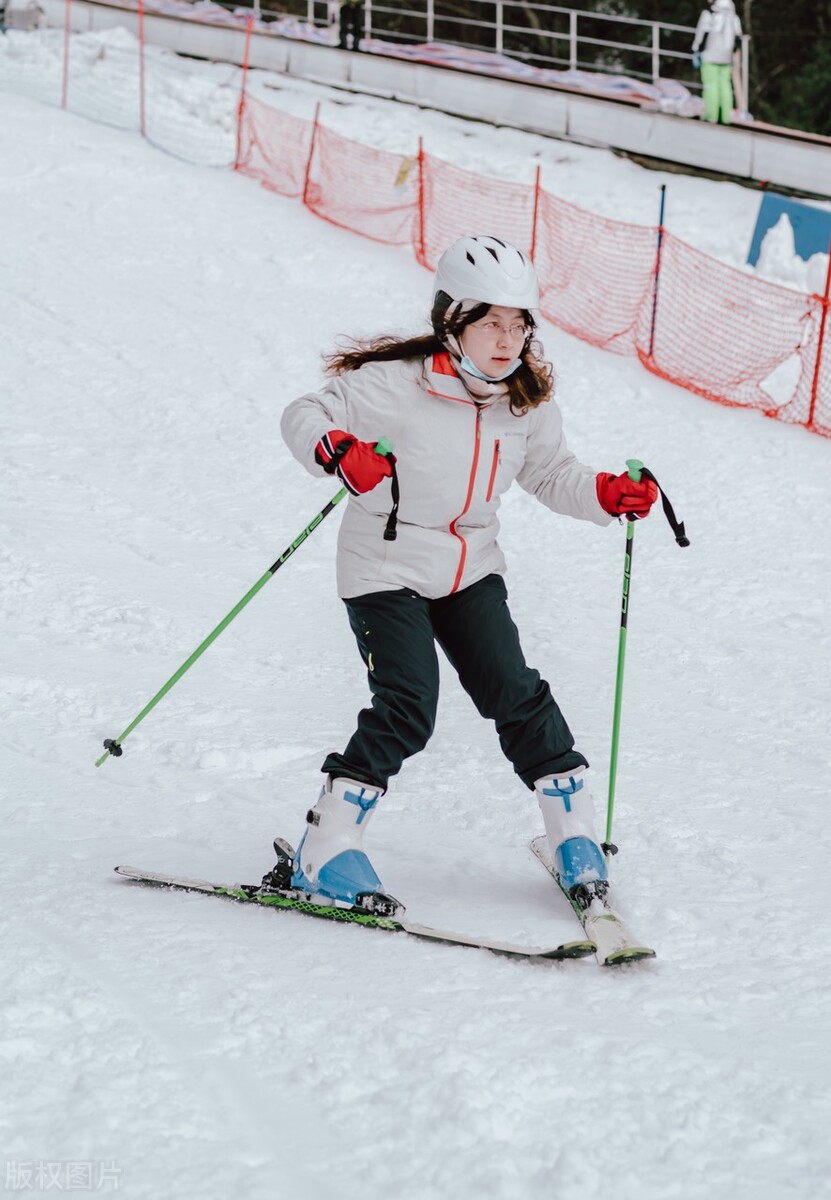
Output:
[747, 193, 831, 266]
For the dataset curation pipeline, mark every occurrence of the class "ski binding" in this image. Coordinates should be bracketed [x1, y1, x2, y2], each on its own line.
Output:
[530, 835, 655, 966]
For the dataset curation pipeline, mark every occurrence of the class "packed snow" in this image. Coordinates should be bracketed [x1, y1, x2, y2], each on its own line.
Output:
[2, 30, 830, 1200]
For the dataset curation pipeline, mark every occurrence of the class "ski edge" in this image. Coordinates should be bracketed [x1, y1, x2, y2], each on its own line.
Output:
[114, 866, 597, 962]
[528, 837, 656, 966]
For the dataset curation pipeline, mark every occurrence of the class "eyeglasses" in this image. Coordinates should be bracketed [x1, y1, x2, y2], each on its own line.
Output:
[468, 320, 530, 339]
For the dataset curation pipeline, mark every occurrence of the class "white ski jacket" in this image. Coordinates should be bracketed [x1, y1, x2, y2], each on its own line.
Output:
[281, 351, 612, 600]
[693, 0, 742, 65]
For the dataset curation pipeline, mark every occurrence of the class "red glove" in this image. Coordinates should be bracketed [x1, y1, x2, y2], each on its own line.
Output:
[315, 429, 394, 495]
[596, 471, 658, 518]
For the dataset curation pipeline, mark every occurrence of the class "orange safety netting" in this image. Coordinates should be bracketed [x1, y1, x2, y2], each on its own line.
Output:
[236, 95, 313, 198]
[640, 233, 829, 431]
[234, 98, 829, 439]
[42, 24, 831, 440]
[305, 124, 418, 246]
[417, 153, 537, 270]
[534, 190, 659, 356]
[809, 316, 831, 436]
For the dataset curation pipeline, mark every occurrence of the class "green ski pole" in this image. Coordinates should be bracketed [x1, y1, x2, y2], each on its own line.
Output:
[96, 438, 395, 767]
[603, 458, 644, 856]
[602, 461, 689, 854]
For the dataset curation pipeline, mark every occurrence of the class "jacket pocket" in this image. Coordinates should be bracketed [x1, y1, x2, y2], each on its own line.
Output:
[485, 439, 500, 502]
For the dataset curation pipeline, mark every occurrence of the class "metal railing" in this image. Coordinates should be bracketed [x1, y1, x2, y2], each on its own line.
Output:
[245, 1, 750, 111]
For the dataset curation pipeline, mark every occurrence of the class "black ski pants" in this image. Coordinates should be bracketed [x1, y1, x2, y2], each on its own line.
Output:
[322, 573, 587, 792]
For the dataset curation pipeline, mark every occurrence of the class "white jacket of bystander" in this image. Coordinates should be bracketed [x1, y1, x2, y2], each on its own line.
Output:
[692, 0, 743, 65]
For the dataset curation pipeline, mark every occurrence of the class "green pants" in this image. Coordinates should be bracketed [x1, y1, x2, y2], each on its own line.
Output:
[700, 62, 734, 125]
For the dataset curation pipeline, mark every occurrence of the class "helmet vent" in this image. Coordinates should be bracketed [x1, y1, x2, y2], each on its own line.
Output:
[432, 234, 540, 312]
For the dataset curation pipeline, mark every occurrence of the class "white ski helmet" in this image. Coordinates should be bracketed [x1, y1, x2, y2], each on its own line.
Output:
[433, 235, 539, 311]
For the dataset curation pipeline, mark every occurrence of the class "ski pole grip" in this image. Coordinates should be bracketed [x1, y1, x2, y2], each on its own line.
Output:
[374, 437, 394, 457]
[626, 458, 644, 483]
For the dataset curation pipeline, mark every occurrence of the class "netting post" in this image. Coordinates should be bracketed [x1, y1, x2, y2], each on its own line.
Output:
[138, 0, 146, 139]
[234, 15, 254, 172]
[647, 183, 667, 360]
[61, 0, 71, 110]
[807, 237, 831, 432]
[302, 102, 321, 210]
[416, 137, 426, 267]
[529, 164, 541, 263]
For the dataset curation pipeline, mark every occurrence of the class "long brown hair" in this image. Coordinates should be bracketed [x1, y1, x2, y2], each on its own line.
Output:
[324, 298, 554, 416]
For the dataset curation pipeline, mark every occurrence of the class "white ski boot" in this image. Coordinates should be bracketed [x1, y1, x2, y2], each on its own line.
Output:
[291, 777, 400, 915]
[534, 767, 608, 897]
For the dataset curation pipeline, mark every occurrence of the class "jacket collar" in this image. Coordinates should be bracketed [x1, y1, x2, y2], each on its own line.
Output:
[423, 350, 510, 407]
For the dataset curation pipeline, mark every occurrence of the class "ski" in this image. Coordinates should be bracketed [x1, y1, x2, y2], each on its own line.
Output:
[529, 836, 656, 966]
[114, 864, 597, 963]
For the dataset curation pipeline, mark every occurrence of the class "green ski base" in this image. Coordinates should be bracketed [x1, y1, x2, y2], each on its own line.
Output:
[114, 865, 597, 963]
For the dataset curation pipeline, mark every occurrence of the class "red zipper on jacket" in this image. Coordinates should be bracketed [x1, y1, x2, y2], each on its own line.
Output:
[448, 408, 482, 594]
[485, 439, 500, 503]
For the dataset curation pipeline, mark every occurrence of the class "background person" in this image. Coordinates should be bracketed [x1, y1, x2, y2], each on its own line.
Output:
[692, 0, 743, 125]
[338, 0, 363, 51]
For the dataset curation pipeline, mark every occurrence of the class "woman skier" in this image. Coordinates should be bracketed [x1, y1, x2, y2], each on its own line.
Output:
[265, 234, 657, 913]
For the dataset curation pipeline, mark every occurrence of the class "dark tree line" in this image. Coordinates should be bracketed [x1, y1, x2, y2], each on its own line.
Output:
[599, 0, 830, 135]
[274, 2, 830, 135]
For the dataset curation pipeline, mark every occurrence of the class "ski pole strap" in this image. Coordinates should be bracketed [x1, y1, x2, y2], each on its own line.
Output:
[640, 467, 690, 548]
[383, 456, 400, 542]
[370, 436, 398, 542]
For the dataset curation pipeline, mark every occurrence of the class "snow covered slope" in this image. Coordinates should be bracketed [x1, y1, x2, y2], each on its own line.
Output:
[2, 87, 829, 1200]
